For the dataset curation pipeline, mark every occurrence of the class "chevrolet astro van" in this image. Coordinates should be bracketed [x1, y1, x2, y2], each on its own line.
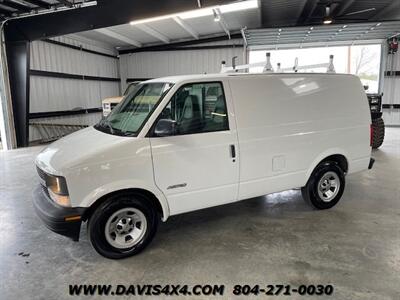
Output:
[33, 73, 374, 259]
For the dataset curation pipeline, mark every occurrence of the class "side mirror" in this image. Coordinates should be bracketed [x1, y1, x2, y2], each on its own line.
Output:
[154, 119, 176, 137]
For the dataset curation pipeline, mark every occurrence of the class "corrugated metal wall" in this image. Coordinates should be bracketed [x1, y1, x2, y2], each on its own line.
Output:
[119, 42, 245, 91]
[382, 50, 400, 125]
[29, 36, 120, 142]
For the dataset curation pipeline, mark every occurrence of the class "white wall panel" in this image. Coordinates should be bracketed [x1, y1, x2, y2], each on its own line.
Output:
[29, 36, 120, 142]
[119, 44, 244, 90]
[30, 40, 119, 78]
[30, 77, 119, 112]
[56, 35, 117, 56]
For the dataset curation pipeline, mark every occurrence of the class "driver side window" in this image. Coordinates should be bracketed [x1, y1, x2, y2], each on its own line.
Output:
[160, 82, 229, 135]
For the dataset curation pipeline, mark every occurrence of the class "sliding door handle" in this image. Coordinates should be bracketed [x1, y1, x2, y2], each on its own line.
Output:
[230, 144, 236, 158]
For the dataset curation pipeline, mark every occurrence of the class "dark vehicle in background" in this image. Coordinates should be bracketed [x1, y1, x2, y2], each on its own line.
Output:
[367, 93, 385, 149]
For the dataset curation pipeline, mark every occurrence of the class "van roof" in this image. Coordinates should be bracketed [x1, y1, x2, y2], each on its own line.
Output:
[144, 72, 356, 84]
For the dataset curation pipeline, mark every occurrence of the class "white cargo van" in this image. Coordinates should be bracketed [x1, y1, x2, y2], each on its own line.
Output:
[33, 73, 374, 259]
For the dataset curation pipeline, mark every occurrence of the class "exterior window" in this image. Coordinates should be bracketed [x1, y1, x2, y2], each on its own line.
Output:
[159, 82, 229, 135]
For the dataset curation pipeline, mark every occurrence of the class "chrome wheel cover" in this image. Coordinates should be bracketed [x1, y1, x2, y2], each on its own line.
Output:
[317, 171, 340, 202]
[105, 208, 147, 249]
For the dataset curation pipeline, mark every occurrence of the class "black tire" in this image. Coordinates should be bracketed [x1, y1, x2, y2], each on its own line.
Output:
[301, 161, 345, 210]
[371, 117, 385, 149]
[88, 193, 158, 259]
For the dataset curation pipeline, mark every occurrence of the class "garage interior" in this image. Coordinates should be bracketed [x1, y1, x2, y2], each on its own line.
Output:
[0, 0, 399, 299]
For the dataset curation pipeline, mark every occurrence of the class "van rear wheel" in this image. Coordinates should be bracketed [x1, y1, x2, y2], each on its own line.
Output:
[301, 161, 345, 210]
[88, 193, 158, 259]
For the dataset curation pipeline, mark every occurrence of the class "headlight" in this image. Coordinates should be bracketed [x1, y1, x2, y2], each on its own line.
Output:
[48, 188, 71, 207]
[46, 175, 71, 207]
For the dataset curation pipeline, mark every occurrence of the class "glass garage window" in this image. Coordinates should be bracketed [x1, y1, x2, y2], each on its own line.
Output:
[159, 82, 229, 135]
[249, 44, 382, 93]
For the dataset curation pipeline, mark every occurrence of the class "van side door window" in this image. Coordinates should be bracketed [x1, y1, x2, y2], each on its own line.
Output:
[160, 82, 229, 135]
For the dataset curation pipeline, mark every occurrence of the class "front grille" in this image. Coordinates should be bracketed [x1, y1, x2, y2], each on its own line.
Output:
[36, 166, 49, 187]
[41, 184, 51, 198]
[36, 166, 46, 181]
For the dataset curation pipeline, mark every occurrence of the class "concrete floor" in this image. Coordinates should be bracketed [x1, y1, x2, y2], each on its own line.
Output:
[0, 128, 399, 300]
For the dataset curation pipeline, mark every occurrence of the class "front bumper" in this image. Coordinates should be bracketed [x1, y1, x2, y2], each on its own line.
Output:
[32, 185, 86, 241]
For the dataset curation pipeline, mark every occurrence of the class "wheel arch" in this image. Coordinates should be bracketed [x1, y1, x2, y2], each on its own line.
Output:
[82, 187, 169, 222]
[305, 150, 349, 183]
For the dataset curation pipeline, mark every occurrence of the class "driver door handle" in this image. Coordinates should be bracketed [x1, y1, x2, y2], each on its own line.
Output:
[230, 144, 236, 159]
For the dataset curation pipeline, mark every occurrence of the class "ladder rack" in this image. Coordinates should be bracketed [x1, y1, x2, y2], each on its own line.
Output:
[220, 53, 336, 74]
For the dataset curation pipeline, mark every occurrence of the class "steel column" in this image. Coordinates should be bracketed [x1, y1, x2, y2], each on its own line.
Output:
[5, 40, 30, 147]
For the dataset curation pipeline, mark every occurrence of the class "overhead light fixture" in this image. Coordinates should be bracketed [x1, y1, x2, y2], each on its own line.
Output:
[179, 7, 214, 19]
[130, 14, 173, 25]
[213, 9, 220, 22]
[323, 16, 333, 24]
[219, 0, 258, 13]
[323, 5, 333, 24]
[130, 0, 258, 24]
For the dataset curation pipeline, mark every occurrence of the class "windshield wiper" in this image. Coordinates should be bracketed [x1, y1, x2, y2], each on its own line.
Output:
[99, 119, 114, 134]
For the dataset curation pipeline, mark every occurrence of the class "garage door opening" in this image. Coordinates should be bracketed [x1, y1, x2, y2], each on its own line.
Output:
[249, 44, 382, 93]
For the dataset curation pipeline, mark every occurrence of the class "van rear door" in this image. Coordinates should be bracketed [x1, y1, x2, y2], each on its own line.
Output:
[149, 81, 239, 215]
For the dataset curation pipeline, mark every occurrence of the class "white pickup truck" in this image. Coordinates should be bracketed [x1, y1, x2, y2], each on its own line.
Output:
[33, 73, 374, 259]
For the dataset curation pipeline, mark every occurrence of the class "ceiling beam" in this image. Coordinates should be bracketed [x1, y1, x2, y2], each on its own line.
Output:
[215, 9, 230, 38]
[2, 0, 31, 12]
[55, 0, 73, 8]
[0, 7, 13, 15]
[95, 28, 142, 47]
[119, 32, 242, 54]
[23, 0, 52, 9]
[296, 0, 319, 25]
[371, 0, 400, 20]
[135, 23, 170, 43]
[334, 0, 356, 17]
[5, 0, 234, 42]
[173, 16, 199, 39]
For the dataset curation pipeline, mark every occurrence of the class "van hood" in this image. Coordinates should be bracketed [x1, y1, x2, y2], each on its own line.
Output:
[36, 126, 134, 174]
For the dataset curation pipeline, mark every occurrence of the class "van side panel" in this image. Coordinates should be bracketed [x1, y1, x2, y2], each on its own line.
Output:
[228, 74, 371, 200]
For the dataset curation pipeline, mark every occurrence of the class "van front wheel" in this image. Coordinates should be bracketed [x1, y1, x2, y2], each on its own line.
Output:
[88, 194, 158, 259]
[301, 162, 345, 209]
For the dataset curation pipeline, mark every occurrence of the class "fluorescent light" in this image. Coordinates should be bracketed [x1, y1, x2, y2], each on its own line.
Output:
[219, 0, 258, 13]
[179, 7, 214, 19]
[130, 14, 173, 25]
[130, 0, 258, 24]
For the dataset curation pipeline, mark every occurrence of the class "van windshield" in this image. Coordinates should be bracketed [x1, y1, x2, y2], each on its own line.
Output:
[95, 82, 173, 136]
